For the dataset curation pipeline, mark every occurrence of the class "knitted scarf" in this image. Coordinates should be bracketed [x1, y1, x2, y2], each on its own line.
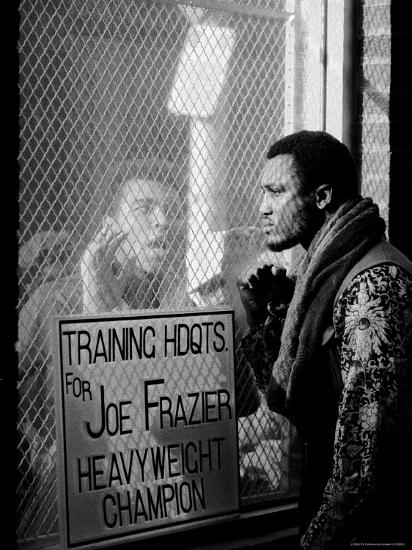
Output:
[266, 196, 386, 423]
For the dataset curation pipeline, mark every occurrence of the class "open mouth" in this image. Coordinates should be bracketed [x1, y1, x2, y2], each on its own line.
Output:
[149, 237, 167, 254]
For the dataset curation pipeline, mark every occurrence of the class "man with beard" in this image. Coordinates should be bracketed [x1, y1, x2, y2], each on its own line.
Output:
[238, 131, 412, 548]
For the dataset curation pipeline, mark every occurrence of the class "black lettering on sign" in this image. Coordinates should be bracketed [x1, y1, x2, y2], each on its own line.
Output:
[85, 385, 132, 439]
[163, 321, 227, 357]
[144, 379, 232, 430]
[101, 478, 206, 529]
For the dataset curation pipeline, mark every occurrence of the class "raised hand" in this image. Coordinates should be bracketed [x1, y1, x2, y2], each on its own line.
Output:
[81, 217, 128, 312]
[237, 265, 294, 329]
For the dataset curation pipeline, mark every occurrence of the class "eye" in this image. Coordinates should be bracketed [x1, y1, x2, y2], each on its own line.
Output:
[134, 204, 150, 214]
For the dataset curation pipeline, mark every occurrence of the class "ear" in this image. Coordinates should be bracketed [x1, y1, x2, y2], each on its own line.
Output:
[314, 184, 333, 210]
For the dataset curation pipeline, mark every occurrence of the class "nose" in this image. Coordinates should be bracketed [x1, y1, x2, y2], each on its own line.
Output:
[150, 205, 167, 231]
[259, 193, 272, 216]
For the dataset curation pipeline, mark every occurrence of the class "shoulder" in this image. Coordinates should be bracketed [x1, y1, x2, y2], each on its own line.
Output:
[21, 274, 83, 320]
[331, 264, 412, 392]
[334, 264, 412, 363]
[337, 263, 412, 313]
[19, 275, 83, 353]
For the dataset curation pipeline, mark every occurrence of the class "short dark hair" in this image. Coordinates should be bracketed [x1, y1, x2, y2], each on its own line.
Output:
[266, 130, 359, 202]
[107, 157, 184, 218]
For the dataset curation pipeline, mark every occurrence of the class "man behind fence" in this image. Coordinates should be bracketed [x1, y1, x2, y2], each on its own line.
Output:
[238, 130, 412, 548]
[17, 158, 188, 537]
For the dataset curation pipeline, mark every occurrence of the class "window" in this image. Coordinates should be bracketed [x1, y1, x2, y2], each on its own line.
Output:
[17, 0, 352, 546]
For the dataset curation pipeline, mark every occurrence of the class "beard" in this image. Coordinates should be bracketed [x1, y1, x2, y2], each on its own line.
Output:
[265, 232, 302, 252]
[264, 198, 323, 252]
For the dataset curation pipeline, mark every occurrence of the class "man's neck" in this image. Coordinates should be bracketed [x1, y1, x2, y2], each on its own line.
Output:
[300, 210, 333, 250]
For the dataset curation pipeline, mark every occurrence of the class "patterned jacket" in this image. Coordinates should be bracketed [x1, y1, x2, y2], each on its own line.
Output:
[242, 240, 412, 548]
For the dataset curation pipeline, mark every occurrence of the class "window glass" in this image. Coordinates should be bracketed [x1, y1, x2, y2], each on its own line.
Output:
[18, 0, 326, 543]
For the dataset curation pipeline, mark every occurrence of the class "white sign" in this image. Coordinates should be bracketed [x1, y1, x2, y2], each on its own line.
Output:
[54, 309, 239, 549]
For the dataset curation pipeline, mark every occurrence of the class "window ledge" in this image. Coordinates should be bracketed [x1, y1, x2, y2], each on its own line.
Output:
[18, 502, 299, 550]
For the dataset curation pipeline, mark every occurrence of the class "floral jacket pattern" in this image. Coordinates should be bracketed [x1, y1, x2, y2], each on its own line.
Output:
[242, 264, 412, 548]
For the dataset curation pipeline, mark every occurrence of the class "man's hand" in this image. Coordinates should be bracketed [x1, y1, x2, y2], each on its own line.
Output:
[81, 217, 128, 312]
[237, 265, 294, 329]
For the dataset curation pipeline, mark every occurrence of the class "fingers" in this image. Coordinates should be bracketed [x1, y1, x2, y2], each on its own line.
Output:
[271, 266, 286, 277]
[239, 264, 287, 290]
[95, 218, 127, 254]
[83, 218, 128, 273]
[238, 264, 270, 289]
[247, 264, 273, 288]
[106, 229, 127, 253]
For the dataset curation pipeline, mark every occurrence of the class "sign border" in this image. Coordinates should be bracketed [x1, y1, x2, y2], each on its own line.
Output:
[54, 308, 240, 549]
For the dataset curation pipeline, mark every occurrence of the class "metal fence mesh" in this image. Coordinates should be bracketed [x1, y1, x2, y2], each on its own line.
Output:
[18, 0, 297, 542]
[358, 0, 391, 225]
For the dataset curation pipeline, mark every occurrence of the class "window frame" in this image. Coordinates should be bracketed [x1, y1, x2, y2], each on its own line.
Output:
[16, 1, 357, 548]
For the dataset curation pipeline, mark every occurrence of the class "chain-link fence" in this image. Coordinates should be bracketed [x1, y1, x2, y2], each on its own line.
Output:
[358, 0, 391, 224]
[18, 0, 299, 543]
